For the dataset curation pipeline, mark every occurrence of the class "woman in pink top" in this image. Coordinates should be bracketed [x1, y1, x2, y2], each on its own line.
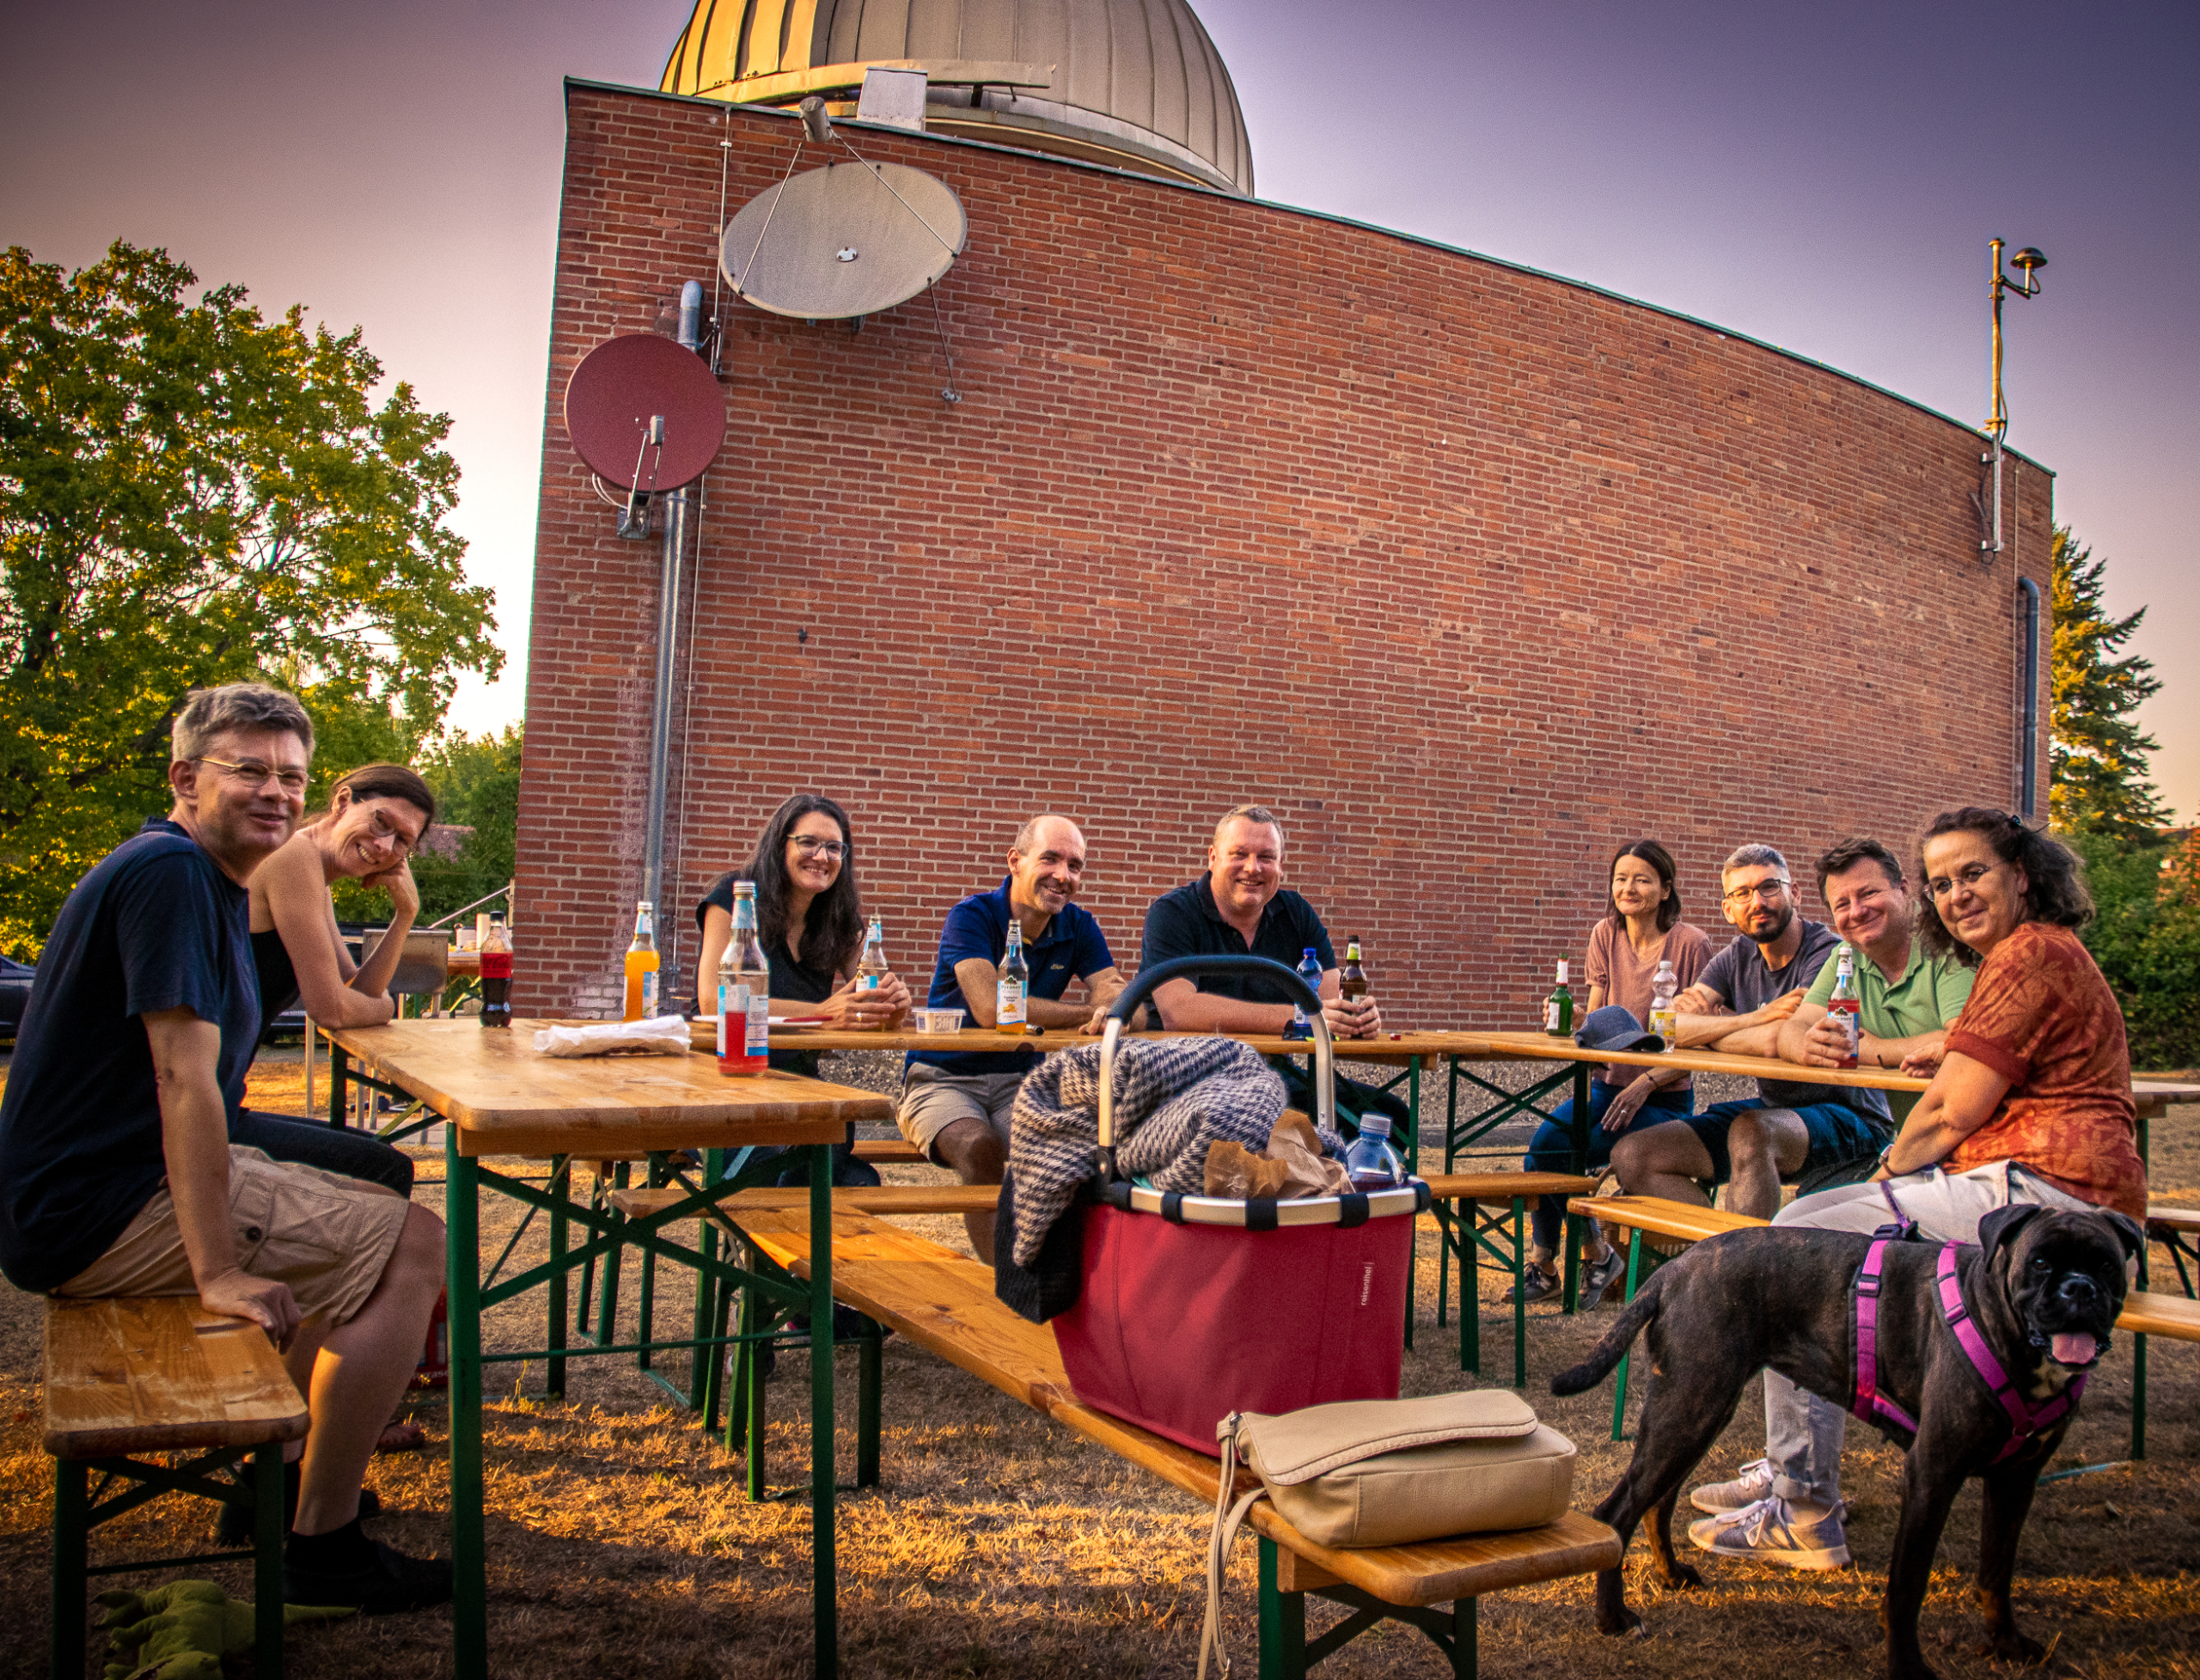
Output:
[1516, 840, 1714, 1303]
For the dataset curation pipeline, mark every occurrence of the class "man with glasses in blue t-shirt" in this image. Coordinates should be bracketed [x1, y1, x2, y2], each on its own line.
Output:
[898, 814, 1129, 1256]
[0, 683, 449, 1613]
[1609, 842, 1886, 1220]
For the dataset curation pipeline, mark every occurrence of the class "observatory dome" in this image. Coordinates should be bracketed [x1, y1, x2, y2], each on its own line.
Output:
[661, 0, 1252, 196]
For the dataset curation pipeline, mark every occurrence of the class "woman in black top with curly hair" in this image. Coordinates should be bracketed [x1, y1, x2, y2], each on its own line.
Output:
[694, 793, 909, 1185]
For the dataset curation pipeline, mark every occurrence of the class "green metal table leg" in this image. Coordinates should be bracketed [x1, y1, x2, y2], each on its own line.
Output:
[596, 1161, 628, 1349]
[1257, 1536, 1307, 1680]
[254, 1440, 285, 1680]
[547, 1157, 569, 1399]
[636, 1156, 662, 1371]
[446, 1133, 487, 1678]
[1460, 1202, 1479, 1375]
[327, 1042, 350, 1127]
[1512, 1197, 1528, 1392]
[810, 1145, 838, 1677]
[1611, 1230, 1644, 1443]
[691, 1148, 724, 1411]
[858, 1319, 883, 1488]
[51, 1458, 87, 1680]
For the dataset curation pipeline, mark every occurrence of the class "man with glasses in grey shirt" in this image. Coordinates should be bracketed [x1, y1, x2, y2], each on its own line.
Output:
[1608, 843, 1888, 1219]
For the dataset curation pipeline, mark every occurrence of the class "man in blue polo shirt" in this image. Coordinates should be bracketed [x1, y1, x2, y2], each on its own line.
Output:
[898, 813, 1128, 1255]
[1139, 803, 1409, 1135]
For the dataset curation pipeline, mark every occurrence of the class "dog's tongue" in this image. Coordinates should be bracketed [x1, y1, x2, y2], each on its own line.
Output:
[2051, 1331, 2098, 1366]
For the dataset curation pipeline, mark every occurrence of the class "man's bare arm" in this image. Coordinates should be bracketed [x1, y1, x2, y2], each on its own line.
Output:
[1150, 976, 1297, 1035]
[144, 1007, 301, 1345]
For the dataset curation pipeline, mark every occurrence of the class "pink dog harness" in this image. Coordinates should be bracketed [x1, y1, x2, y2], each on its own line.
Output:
[1850, 1239, 2087, 1463]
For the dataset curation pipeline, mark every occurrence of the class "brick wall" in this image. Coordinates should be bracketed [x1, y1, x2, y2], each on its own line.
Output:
[516, 81, 2055, 1024]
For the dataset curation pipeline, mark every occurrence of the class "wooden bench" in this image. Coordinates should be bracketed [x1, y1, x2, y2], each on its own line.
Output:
[852, 1137, 926, 1164]
[44, 1297, 309, 1680]
[1571, 1194, 2200, 1460]
[608, 1182, 998, 1219]
[725, 1206, 1621, 1678]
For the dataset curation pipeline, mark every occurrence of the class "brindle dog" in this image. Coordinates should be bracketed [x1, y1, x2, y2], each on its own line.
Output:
[1551, 1203, 2141, 1680]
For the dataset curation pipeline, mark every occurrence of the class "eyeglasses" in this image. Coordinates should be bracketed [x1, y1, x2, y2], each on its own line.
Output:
[1722, 879, 1791, 905]
[196, 756, 309, 797]
[1925, 863, 1998, 901]
[789, 835, 846, 861]
[362, 807, 419, 858]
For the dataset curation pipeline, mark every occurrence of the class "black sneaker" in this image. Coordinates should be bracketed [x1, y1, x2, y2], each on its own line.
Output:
[1506, 1267, 1562, 1305]
[1582, 1246, 1630, 1303]
[285, 1525, 452, 1614]
[215, 1460, 379, 1544]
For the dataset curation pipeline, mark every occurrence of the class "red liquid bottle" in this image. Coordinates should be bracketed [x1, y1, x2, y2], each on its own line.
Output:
[479, 913, 513, 1029]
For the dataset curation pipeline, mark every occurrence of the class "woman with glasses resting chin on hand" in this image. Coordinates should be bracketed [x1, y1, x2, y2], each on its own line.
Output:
[235, 764, 437, 1199]
[695, 793, 910, 1187]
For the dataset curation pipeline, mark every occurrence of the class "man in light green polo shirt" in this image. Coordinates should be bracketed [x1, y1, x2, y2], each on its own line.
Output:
[1775, 835, 1974, 1121]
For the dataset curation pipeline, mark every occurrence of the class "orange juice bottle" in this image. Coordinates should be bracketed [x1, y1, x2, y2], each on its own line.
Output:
[622, 901, 659, 1020]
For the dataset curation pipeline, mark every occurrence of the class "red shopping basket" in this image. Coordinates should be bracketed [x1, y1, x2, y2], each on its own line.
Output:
[1050, 956, 1427, 1456]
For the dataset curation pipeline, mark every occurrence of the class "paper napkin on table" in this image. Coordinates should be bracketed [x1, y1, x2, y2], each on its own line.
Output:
[532, 1016, 693, 1057]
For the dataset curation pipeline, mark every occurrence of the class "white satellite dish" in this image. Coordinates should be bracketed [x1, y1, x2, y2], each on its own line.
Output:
[721, 160, 967, 321]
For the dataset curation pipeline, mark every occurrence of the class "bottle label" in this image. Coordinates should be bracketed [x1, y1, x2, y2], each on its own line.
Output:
[1650, 1005, 1676, 1042]
[998, 979, 1026, 1025]
[745, 990, 770, 1057]
[718, 985, 733, 1058]
[855, 973, 880, 993]
[639, 972, 658, 1017]
[480, 951, 513, 980]
[1546, 1000, 1561, 1032]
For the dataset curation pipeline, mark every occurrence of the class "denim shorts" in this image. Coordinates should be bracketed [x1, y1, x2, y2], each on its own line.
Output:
[1685, 1098, 1889, 1185]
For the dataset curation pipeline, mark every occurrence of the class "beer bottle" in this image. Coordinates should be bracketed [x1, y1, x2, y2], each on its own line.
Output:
[852, 915, 889, 1029]
[717, 881, 770, 1074]
[622, 900, 659, 1020]
[1543, 960, 1574, 1037]
[1828, 944, 1861, 1069]
[479, 913, 513, 1029]
[1340, 939, 1369, 1005]
[996, 920, 1030, 1031]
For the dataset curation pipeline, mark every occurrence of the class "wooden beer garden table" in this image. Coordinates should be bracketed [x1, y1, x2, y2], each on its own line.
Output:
[319, 1017, 891, 1680]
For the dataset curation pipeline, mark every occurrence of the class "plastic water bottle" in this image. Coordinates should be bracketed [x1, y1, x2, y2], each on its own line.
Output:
[1648, 957, 1678, 1045]
[1288, 946, 1323, 1039]
[1342, 1113, 1406, 1190]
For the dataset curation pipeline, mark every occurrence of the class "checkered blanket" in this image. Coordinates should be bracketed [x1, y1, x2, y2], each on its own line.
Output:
[1007, 1036, 1304, 1268]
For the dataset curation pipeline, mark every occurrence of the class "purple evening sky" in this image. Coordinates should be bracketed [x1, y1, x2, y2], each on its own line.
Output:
[3, 0, 2194, 817]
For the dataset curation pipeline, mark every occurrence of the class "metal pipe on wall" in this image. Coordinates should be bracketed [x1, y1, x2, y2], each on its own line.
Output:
[2017, 575, 2041, 819]
[640, 280, 706, 931]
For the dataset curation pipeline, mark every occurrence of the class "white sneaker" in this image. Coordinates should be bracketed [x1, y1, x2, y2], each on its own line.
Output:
[1690, 1457, 1776, 1513]
[1687, 1494, 1851, 1570]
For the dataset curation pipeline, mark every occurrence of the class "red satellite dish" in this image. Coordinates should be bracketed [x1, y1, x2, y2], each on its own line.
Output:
[563, 334, 725, 492]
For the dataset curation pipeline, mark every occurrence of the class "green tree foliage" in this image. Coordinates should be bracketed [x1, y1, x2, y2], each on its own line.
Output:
[2064, 829, 2200, 1071]
[2050, 526, 2168, 839]
[0, 241, 499, 953]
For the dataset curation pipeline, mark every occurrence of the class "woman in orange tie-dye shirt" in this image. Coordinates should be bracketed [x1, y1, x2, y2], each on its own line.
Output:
[1692, 809, 2144, 1573]
[1877, 807, 2146, 1219]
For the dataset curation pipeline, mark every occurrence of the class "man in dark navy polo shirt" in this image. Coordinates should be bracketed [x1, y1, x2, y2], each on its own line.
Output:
[0, 682, 449, 1613]
[898, 814, 1128, 1254]
[1140, 803, 1410, 1134]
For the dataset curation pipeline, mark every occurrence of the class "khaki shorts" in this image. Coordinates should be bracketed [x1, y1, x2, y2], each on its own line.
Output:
[55, 1145, 411, 1328]
[897, 1066, 1025, 1162]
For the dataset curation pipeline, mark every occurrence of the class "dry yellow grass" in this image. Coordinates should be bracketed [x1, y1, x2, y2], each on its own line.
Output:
[1, 1054, 2196, 1677]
